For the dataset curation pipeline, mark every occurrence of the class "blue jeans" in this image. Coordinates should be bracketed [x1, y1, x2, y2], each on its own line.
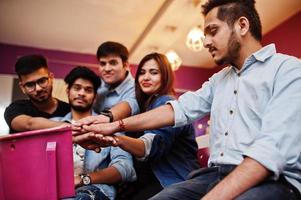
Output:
[150, 165, 300, 200]
[75, 185, 110, 200]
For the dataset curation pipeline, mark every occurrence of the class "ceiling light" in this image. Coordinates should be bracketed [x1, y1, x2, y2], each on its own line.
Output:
[186, 26, 205, 51]
[165, 50, 182, 71]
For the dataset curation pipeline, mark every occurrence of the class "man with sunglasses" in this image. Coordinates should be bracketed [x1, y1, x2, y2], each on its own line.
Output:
[4, 54, 70, 133]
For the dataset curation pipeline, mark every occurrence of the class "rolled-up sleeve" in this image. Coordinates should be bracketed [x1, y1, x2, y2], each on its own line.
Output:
[137, 133, 155, 161]
[109, 146, 136, 182]
[168, 79, 215, 127]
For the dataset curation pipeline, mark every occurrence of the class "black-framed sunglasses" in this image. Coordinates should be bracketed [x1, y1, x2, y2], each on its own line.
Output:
[22, 77, 49, 92]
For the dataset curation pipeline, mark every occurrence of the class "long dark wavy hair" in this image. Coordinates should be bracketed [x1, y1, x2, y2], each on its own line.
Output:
[135, 52, 175, 112]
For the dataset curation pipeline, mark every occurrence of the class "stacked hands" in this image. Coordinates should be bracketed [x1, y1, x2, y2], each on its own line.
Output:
[71, 115, 121, 152]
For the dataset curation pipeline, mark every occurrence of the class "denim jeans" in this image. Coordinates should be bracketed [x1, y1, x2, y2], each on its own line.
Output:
[75, 185, 110, 200]
[150, 165, 300, 200]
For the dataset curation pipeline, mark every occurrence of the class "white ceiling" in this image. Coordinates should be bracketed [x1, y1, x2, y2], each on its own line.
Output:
[1, 0, 301, 69]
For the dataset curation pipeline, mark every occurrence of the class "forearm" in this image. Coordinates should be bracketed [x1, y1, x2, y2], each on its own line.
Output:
[11, 115, 64, 131]
[110, 101, 132, 121]
[81, 104, 174, 138]
[203, 157, 270, 200]
[28, 117, 65, 130]
[116, 135, 145, 158]
[118, 104, 174, 132]
[89, 166, 122, 184]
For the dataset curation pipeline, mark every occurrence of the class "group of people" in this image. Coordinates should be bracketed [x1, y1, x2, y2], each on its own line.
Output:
[4, 0, 301, 199]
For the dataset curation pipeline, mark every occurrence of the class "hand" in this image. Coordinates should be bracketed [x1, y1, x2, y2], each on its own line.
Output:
[93, 134, 119, 147]
[72, 132, 102, 153]
[74, 115, 110, 127]
[82, 121, 119, 136]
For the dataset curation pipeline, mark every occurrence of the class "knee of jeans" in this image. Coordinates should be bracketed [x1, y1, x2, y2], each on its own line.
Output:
[76, 185, 99, 193]
[149, 187, 179, 200]
[75, 185, 106, 200]
[75, 192, 93, 200]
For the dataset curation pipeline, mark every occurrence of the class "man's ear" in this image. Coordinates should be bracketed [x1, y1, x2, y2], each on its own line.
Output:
[66, 87, 70, 96]
[123, 61, 130, 71]
[237, 16, 249, 36]
[49, 72, 54, 80]
[18, 82, 26, 94]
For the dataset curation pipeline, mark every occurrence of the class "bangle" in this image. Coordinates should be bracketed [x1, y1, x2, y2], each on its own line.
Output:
[118, 119, 125, 132]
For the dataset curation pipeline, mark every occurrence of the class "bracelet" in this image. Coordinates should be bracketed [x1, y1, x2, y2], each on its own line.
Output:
[118, 119, 126, 132]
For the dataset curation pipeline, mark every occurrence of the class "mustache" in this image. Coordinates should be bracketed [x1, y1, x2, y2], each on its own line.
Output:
[208, 46, 217, 53]
[35, 90, 48, 96]
[74, 97, 88, 103]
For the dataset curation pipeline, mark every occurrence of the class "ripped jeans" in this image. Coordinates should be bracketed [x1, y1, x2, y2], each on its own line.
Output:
[75, 185, 110, 200]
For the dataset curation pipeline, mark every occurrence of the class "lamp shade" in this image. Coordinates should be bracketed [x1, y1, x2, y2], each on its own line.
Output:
[186, 26, 205, 51]
[165, 50, 182, 71]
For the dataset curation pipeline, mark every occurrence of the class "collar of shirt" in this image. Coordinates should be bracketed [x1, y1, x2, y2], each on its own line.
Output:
[61, 111, 98, 122]
[232, 43, 276, 75]
[100, 71, 134, 95]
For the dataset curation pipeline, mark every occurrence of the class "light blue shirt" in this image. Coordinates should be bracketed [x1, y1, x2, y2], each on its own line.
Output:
[53, 112, 136, 200]
[93, 72, 139, 115]
[169, 44, 301, 193]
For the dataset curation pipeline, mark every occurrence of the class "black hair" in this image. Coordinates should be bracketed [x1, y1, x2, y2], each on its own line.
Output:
[202, 0, 262, 41]
[96, 41, 129, 62]
[64, 66, 101, 93]
[15, 55, 48, 77]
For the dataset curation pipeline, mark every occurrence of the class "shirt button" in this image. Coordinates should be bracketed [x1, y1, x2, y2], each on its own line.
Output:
[225, 132, 228, 136]
[234, 90, 237, 95]
[230, 110, 233, 115]
[220, 152, 224, 157]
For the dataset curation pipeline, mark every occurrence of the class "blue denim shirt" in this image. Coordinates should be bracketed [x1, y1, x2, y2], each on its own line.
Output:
[54, 112, 136, 200]
[169, 44, 301, 194]
[139, 95, 199, 187]
[93, 72, 139, 115]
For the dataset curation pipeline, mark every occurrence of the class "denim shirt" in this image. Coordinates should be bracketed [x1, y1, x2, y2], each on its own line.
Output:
[54, 112, 136, 200]
[169, 44, 301, 194]
[93, 72, 139, 115]
[139, 95, 199, 187]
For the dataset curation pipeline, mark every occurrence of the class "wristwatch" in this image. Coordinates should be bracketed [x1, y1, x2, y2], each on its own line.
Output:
[100, 109, 113, 122]
[80, 174, 91, 185]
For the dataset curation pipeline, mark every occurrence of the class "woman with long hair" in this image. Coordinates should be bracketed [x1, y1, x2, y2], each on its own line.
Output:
[112, 52, 199, 199]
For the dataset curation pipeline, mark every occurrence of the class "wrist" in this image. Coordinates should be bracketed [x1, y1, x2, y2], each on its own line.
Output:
[80, 174, 91, 185]
[118, 119, 126, 132]
[100, 109, 113, 122]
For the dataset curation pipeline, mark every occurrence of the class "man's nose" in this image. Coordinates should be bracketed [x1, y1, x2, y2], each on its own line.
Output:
[35, 83, 43, 91]
[103, 63, 112, 71]
[203, 36, 211, 49]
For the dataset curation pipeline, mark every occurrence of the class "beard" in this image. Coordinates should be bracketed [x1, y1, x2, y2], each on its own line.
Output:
[215, 30, 241, 66]
[71, 103, 93, 112]
[29, 87, 52, 103]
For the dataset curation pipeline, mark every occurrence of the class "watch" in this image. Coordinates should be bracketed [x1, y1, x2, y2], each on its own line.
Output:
[100, 109, 113, 122]
[80, 174, 91, 185]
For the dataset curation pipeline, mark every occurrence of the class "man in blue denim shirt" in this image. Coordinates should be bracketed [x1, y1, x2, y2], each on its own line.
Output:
[76, 0, 301, 199]
[55, 66, 136, 200]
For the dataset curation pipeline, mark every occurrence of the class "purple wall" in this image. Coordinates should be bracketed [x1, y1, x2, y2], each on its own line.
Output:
[0, 43, 99, 78]
[262, 11, 301, 58]
[0, 43, 219, 91]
